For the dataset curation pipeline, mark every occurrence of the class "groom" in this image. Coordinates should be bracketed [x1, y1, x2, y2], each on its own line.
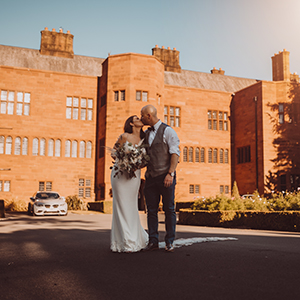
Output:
[141, 105, 180, 252]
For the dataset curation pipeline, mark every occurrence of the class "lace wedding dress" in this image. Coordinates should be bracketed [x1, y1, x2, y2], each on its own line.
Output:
[110, 167, 148, 252]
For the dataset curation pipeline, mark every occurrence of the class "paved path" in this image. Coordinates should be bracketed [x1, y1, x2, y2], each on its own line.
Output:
[1, 212, 300, 300]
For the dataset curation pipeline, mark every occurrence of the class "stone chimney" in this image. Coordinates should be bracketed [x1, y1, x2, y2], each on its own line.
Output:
[40, 27, 74, 58]
[271, 49, 291, 81]
[152, 45, 181, 73]
[211, 67, 225, 75]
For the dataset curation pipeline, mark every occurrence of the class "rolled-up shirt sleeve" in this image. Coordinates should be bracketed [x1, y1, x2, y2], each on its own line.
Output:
[164, 127, 180, 156]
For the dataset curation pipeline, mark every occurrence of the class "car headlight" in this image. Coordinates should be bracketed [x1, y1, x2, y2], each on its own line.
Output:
[35, 203, 44, 207]
[60, 203, 66, 206]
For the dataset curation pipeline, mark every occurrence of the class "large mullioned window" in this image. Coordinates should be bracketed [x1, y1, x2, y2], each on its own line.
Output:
[1, 90, 30, 116]
[66, 96, 93, 121]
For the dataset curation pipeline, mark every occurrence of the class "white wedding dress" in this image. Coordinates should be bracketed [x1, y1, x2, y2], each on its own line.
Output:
[110, 167, 148, 252]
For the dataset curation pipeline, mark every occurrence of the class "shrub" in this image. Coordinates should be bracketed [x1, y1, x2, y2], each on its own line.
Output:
[192, 194, 245, 211]
[4, 199, 27, 212]
[65, 195, 89, 211]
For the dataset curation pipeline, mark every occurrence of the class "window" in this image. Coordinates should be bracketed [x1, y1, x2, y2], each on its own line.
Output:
[189, 184, 200, 194]
[55, 139, 61, 157]
[5, 136, 12, 154]
[67, 96, 93, 121]
[3, 180, 10, 192]
[1, 90, 29, 115]
[136, 91, 141, 101]
[183, 147, 188, 162]
[114, 90, 125, 102]
[224, 112, 228, 131]
[17, 92, 23, 115]
[225, 185, 229, 194]
[46, 181, 52, 191]
[8, 91, 14, 115]
[0, 136, 4, 154]
[73, 97, 79, 119]
[15, 137, 21, 155]
[114, 91, 119, 102]
[48, 139, 54, 156]
[120, 90, 125, 101]
[279, 103, 284, 124]
[79, 187, 84, 197]
[66, 96, 77, 120]
[39, 181, 52, 191]
[200, 148, 205, 163]
[142, 91, 148, 102]
[24, 93, 31, 115]
[220, 185, 224, 194]
[225, 149, 229, 164]
[78, 178, 92, 198]
[208, 148, 212, 163]
[16, 92, 30, 116]
[164, 106, 180, 127]
[86, 141, 92, 158]
[81, 98, 86, 120]
[220, 149, 224, 163]
[208, 110, 228, 131]
[208, 110, 212, 129]
[39, 181, 44, 191]
[213, 148, 218, 163]
[32, 138, 38, 156]
[136, 91, 148, 102]
[195, 147, 200, 163]
[85, 179, 91, 198]
[80, 141, 85, 158]
[65, 140, 71, 157]
[1, 90, 7, 114]
[72, 140, 77, 158]
[189, 147, 193, 162]
[213, 111, 217, 130]
[189, 185, 194, 194]
[237, 146, 250, 164]
[22, 137, 28, 155]
[87, 99, 93, 121]
[40, 138, 46, 156]
[219, 112, 223, 130]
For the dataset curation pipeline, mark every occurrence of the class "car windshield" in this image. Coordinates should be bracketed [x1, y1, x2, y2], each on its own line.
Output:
[36, 192, 60, 199]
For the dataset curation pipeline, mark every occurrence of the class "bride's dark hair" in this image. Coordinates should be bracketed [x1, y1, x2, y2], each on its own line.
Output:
[124, 115, 145, 139]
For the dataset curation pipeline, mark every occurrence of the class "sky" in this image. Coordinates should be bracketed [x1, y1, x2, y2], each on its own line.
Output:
[1, 0, 300, 81]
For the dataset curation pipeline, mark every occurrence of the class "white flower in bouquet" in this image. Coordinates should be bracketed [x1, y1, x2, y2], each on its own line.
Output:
[111, 140, 150, 179]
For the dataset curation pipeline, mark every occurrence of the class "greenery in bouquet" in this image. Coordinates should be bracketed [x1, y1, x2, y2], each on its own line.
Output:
[111, 141, 150, 179]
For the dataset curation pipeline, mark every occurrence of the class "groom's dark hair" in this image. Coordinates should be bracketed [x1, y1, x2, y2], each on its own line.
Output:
[124, 115, 145, 139]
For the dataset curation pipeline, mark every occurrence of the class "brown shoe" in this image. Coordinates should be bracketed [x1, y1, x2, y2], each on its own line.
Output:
[165, 244, 174, 252]
[142, 242, 159, 252]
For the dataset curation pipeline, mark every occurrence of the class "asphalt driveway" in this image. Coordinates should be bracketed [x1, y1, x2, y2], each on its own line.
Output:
[1, 211, 300, 300]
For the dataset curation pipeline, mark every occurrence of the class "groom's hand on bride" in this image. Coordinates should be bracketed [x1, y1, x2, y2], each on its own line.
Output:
[164, 174, 173, 188]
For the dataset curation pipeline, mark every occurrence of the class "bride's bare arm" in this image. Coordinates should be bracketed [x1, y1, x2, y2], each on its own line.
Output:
[112, 133, 128, 158]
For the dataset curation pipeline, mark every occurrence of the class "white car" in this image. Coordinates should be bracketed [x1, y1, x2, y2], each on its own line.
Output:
[28, 191, 68, 216]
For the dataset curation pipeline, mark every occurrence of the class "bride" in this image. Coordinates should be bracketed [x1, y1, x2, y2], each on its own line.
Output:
[110, 115, 149, 252]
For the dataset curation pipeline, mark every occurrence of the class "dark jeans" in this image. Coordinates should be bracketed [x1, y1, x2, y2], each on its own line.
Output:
[144, 172, 176, 245]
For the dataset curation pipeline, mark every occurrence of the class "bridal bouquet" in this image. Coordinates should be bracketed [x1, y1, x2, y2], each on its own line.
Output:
[111, 140, 150, 179]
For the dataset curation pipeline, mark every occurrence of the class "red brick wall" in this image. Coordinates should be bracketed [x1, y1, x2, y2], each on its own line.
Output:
[96, 53, 233, 201]
[0, 66, 97, 201]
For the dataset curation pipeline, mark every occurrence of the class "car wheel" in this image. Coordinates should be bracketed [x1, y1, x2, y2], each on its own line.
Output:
[28, 204, 33, 216]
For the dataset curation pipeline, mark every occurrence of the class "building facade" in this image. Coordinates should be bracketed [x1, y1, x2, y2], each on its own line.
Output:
[0, 28, 299, 203]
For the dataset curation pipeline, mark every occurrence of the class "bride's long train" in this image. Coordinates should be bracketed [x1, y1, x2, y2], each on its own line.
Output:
[158, 237, 238, 249]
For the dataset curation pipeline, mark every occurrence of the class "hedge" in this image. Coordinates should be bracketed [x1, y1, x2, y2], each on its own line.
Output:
[178, 209, 300, 232]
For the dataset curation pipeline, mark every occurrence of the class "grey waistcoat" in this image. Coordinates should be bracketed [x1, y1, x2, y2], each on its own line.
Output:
[145, 123, 170, 178]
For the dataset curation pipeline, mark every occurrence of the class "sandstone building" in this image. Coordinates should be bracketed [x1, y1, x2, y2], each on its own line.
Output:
[0, 28, 299, 203]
